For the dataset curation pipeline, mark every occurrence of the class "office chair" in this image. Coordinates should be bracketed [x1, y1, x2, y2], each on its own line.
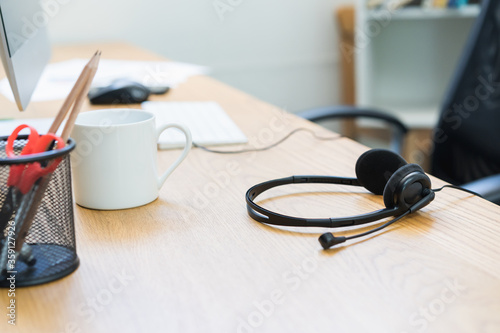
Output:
[297, 0, 500, 204]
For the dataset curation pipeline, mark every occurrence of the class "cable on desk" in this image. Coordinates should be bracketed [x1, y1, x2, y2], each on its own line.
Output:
[192, 127, 341, 154]
[432, 184, 482, 198]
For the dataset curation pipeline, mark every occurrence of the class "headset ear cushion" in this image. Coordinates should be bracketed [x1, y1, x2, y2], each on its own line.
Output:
[355, 149, 408, 195]
[383, 163, 426, 208]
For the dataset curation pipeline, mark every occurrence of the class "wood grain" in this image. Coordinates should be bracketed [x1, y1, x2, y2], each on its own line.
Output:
[1, 43, 500, 333]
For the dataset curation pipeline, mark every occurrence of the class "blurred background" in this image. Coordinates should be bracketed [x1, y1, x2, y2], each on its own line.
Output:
[47, 0, 354, 113]
[44, 0, 481, 168]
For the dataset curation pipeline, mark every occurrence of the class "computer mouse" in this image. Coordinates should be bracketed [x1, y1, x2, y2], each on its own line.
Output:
[88, 79, 151, 104]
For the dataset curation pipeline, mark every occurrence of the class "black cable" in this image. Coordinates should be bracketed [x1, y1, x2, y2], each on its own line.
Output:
[345, 210, 411, 241]
[432, 184, 482, 198]
[323, 185, 481, 248]
[192, 128, 340, 154]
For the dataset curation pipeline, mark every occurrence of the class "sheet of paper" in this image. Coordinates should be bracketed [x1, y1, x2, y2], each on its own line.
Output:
[0, 59, 210, 102]
[0, 118, 58, 137]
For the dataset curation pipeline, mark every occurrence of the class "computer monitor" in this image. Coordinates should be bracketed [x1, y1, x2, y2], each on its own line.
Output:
[0, 0, 51, 111]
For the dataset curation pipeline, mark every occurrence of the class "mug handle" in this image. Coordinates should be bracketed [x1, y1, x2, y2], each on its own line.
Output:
[156, 123, 192, 189]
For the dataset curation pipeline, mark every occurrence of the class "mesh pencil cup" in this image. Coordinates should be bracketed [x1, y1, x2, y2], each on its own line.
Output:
[0, 135, 78, 287]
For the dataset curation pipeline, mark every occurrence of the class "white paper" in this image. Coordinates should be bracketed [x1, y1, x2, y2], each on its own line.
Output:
[0, 59, 210, 102]
[0, 118, 56, 137]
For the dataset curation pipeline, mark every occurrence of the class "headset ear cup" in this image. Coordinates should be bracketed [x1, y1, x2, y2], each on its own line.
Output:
[355, 149, 408, 195]
[383, 163, 427, 208]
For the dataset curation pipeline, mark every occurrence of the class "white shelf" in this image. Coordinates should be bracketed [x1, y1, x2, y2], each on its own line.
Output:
[355, 0, 478, 129]
[368, 4, 480, 21]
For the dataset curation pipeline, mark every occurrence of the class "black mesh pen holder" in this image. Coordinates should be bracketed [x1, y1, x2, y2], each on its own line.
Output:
[0, 135, 78, 287]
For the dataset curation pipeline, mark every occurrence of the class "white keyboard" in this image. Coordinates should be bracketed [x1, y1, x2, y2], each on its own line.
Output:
[141, 101, 248, 149]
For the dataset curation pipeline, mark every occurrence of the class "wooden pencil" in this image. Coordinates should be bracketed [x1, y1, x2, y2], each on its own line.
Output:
[12, 51, 101, 255]
[49, 50, 100, 135]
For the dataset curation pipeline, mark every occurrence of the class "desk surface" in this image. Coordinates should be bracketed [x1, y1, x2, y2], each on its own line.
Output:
[1, 43, 500, 333]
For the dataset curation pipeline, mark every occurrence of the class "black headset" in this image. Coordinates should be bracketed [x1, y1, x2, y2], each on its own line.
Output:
[245, 149, 437, 249]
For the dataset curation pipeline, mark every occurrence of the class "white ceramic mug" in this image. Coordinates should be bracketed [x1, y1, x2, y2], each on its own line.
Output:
[71, 109, 192, 210]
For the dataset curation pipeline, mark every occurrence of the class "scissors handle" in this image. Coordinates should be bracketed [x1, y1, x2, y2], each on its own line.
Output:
[5, 124, 40, 157]
[6, 125, 40, 187]
[5, 124, 66, 194]
[16, 134, 65, 194]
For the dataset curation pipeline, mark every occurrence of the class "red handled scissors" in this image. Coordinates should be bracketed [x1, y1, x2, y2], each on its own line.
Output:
[0, 124, 65, 241]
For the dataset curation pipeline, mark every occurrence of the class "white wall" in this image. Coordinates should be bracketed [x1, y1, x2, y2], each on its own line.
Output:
[47, 0, 354, 112]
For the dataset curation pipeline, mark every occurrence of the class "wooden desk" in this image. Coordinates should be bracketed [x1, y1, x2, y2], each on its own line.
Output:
[1, 43, 500, 333]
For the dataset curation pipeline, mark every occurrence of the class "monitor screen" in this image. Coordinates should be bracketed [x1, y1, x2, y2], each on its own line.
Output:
[0, 0, 51, 110]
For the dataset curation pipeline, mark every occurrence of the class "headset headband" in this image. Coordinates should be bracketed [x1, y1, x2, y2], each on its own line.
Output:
[245, 175, 404, 228]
